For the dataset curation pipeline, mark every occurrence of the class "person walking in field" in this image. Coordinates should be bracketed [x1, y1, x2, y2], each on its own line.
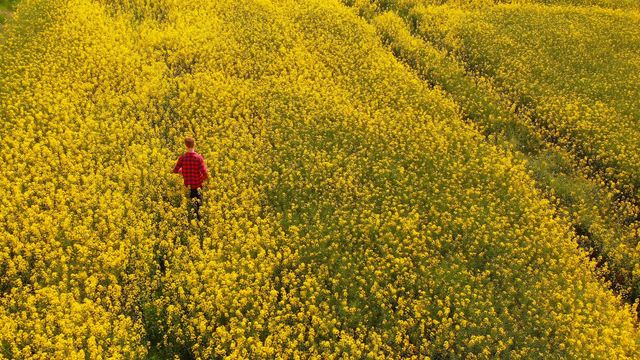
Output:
[173, 137, 209, 221]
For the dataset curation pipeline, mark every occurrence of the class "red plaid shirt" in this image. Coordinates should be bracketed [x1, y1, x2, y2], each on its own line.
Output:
[173, 150, 209, 189]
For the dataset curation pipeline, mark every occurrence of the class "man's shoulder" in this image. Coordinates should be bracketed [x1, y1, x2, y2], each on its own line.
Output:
[184, 151, 205, 161]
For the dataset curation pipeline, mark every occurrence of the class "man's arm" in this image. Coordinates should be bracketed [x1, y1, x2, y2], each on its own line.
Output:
[172, 155, 183, 174]
[200, 157, 209, 181]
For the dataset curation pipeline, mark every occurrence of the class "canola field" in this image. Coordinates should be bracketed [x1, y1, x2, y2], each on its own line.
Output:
[348, 0, 640, 319]
[347, 0, 640, 310]
[1, 0, 639, 358]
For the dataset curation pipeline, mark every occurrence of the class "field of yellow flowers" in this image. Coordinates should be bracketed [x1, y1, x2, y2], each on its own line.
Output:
[346, 0, 640, 315]
[408, 2, 640, 196]
[1, 0, 640, 358]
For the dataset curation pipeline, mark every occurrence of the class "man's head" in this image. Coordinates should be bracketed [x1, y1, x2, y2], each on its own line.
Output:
[185, 137, 195, 150]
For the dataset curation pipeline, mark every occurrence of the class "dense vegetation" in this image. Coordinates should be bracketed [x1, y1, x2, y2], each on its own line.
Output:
[0, 0, 18, 24]
[346, 0, 640, 305]
[1, 0, 638, 358]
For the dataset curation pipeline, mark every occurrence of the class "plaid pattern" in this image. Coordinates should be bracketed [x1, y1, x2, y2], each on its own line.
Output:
[173, 150, 208, 189]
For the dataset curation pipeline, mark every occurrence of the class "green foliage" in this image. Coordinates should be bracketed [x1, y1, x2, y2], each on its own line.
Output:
[0, 0, 18, 10]
[0, 0, 17, 25]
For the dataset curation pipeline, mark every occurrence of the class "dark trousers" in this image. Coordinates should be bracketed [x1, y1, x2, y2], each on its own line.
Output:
[189, 188, 203, 220]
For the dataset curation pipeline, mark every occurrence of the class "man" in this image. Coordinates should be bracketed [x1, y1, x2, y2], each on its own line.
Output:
[173, 137, 209, 221]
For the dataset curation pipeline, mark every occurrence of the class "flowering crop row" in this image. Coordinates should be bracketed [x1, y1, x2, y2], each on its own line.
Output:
[399, 2, 640, 199]
[344, 0, 640, 12]
[344, 0, 640, 310]
[1, 0, 639, 358]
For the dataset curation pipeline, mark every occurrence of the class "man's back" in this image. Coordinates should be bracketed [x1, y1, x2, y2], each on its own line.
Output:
[174, 150, 208, 189]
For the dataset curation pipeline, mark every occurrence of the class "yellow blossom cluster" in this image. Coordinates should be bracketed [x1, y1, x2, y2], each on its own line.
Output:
[1, 0, 640, 358]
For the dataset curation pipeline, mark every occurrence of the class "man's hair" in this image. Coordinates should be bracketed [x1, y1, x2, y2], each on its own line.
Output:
[185, 137, 195, 148]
